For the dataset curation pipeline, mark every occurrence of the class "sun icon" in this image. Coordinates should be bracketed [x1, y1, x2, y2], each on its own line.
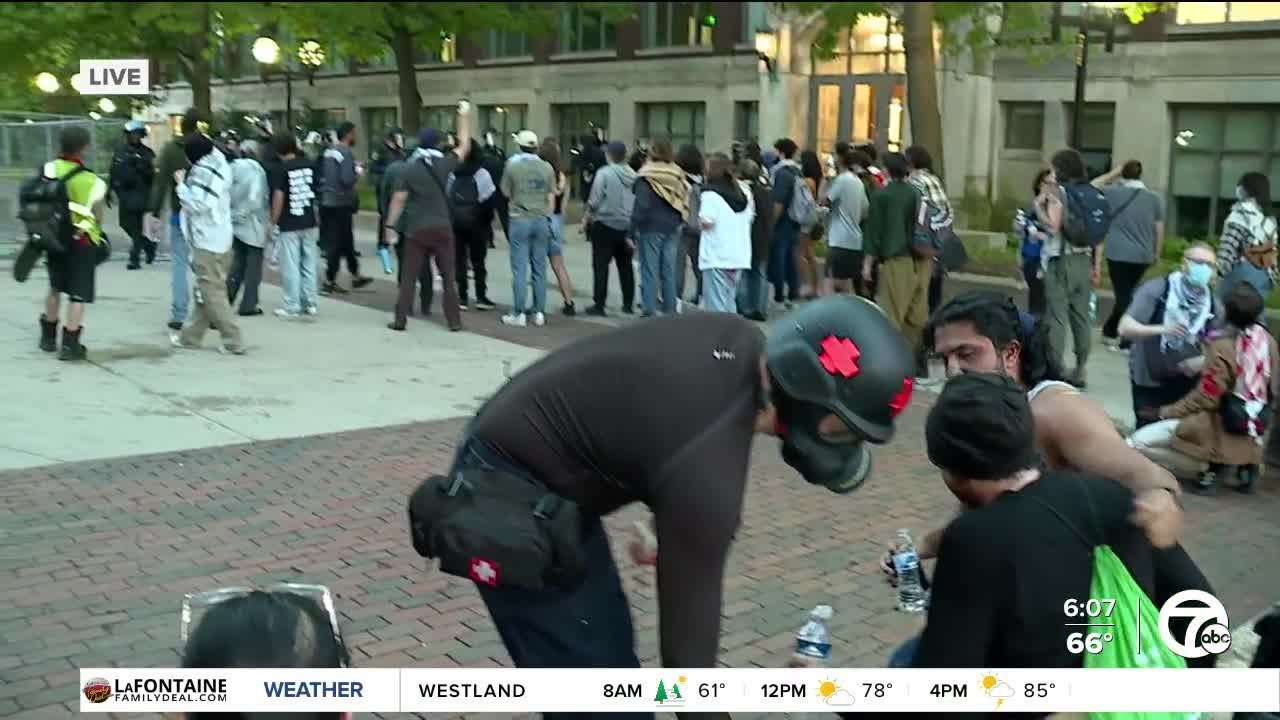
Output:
[980, 672, 999, 692]
[678, 675, 687, 685]
[818, 678, 839, 699]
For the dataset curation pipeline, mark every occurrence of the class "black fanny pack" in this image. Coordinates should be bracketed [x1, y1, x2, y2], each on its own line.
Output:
[407, 468, 588, 592]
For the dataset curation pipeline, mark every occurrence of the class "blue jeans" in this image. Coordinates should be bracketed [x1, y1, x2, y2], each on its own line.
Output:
[169, 211, 190, 323]
[701, 269, 740, 313]
[638, 231, 680, 315]
[737, 266, 769, 317]
[888, 634, 920, 668]
[769, 218, 800, 302]
[508, 216, 549, 315]
[277, 228, 320, 314]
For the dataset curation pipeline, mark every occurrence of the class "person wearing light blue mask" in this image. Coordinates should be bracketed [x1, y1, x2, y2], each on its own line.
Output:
[1119, 243, 1222, 429]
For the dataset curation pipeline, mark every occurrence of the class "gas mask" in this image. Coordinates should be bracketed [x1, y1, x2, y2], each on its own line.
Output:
[773, 390, 872, 494]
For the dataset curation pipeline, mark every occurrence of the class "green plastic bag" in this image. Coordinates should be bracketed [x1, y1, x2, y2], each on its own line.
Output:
[1085, 545, 1197, 720]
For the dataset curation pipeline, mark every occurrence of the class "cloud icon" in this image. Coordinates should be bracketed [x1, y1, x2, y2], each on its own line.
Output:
[989, 682, 1014, 698]
[825, 689, 856, 706]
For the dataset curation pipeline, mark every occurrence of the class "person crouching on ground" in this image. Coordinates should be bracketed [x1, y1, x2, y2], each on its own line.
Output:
[697, 152, 753, 313]
[1128, 282, 1276, 494]
[171, 132, 245, 354]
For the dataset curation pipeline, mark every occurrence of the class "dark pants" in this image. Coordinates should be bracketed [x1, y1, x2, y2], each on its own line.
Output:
[927, 259, 944, 315]
[320, 205, 359, 283]
[394, 236, 434, 314]
[226, 238, 264, 314]
[590, 224, 635, 311]
[120, 209, 149, 263]
[495, 196, 510, 247]
[396, 228, 459, 329]
[454, 223, 490, 304]
[1023, 258, 1047, 316]
[769, 218, 800, 302]
[449, 438, 649, 719]
[1132, 377, 1198, 428]
[1104, 259, 1150, 339]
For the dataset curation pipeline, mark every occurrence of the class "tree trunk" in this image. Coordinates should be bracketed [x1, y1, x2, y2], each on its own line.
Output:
[188, 57, 213, 120]
[392, 24, 421, 134]
[902, 1, 944, 178]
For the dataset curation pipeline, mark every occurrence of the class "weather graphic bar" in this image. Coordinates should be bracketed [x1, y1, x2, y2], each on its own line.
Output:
[79, 668, 1280, 714]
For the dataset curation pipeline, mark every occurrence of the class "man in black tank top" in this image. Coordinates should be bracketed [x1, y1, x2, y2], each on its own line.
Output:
[446, 296, 914, 717]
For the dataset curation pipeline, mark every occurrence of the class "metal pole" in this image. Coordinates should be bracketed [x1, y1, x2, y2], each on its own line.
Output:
[285, 70, 293, 136]
[1071, 13, 1089, 151]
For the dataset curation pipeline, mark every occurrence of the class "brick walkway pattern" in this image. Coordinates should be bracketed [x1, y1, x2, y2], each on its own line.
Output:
[2, 390, 1278, 718]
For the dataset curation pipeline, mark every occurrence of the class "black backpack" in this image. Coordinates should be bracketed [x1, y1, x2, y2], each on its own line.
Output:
[449, 173, 482, 228]
[18, 164, 87, 254]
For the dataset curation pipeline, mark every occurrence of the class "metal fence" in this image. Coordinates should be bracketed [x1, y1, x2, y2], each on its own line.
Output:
[0, 113, 128, 248]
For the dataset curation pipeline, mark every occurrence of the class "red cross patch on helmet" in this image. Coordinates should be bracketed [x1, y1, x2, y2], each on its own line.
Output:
[818, 335, 861, 378]
[888, 377, 914, 417]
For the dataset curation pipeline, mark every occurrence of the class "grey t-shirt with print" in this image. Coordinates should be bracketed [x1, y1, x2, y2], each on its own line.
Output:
[501, 153, 555, 219]
[1103, 185, 1163, 265]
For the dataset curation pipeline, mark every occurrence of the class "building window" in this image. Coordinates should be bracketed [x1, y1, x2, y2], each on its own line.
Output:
[485, 29, 530, 59]
[479, 104, 530, 155]
[560, 7, 616, 53]
[1065, 102, 1115, 178]
[639, 102, 706, 149]
[420, 106, 457, 138]
[1003, 103, 1045, 150]
[1170, 105, 1280, 238]
[1176, 2, 1280, 24]
[362, 107, 398, 155]
[742, 2, 769, 44]
[735, 102, 759, 144]
[812, 15, 905, 76]
[553, 104, 610, 160]
[642, 2, 713, 49]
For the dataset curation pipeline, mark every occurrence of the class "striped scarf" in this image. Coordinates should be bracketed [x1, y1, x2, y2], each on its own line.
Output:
[1233, 323, 1272, 438]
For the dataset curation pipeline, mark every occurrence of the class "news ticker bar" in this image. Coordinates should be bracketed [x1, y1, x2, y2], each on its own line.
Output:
[79, 668, 1280, 714]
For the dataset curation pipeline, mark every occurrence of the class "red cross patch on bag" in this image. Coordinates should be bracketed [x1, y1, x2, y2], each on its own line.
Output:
[469, 557, 501, 587]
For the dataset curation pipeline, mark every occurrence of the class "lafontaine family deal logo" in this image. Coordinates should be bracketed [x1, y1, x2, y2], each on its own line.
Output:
[83, 677, 112, 704]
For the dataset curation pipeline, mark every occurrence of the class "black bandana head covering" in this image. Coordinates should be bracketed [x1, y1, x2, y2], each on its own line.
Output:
[926, 372, 1040, 480]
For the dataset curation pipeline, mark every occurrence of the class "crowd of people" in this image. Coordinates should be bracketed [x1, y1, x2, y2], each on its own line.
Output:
[15, 102, 1278, 717]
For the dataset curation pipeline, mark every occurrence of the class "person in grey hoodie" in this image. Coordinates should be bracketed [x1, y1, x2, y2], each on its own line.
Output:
[318, 121, 371, 294]
[584, 140, 637, 316]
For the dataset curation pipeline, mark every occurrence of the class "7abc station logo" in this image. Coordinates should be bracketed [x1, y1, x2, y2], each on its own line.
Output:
[1158, 590, 1232, 659]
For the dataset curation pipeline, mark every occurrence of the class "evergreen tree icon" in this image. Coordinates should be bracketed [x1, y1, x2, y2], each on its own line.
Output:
[655, 680, 668, 703]
[671, 681, 682, 699]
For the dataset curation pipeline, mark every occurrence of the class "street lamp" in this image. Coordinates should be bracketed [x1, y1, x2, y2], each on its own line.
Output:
[34, 72, 60, 93]
[254, 36, 326, 137]
[98, 98, 116, 114]
[69, 73, 85, 94]
[1070, 2, 1122, 151]
[252, 36, 281, 65]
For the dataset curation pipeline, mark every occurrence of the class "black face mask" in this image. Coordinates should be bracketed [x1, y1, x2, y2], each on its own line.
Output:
[774, 391, 872, 494]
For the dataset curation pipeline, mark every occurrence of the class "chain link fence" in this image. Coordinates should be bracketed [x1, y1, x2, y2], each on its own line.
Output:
[1, 112, 128, 251]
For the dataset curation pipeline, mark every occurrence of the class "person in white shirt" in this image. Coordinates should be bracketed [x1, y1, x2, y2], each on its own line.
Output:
[226, 139, 270, 317]
[697, 152, 754, 313]
[172, 133, 244, 354]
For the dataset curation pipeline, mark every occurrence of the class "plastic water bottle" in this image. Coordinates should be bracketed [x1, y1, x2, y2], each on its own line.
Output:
[893, 530, 927, 613]
[377, 246, 394, 275]
[1088, 291, 1098, 324]
[793, 605, 834, 667]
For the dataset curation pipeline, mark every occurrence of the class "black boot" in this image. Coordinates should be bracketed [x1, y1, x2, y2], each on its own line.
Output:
[58, 327, 86, 362]
[1236, 464, 1259, 494]
[39, 316, 57, 353]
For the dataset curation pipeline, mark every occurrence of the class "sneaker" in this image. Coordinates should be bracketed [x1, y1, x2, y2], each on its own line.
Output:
[321, 282, 349, 295]
[459, 301, 469, 311]
[126, 260, 142, 270]
[274, 308, 301, 320]
[238, 308, 265, 317]
[219, 345, 247, 356]
[167, 320, 184, 331]
[676, 299, 685, 314]
[532, 312, 546, 327]
[585, 305, 607, 317]
[352, 276, 374, 289]
[304, 305, 319, 316]
[474, 297, 496, 311]
[562, 302, 576, 317]
[501, 314, 526, 327]
[622, 305, 635, 315]
[169, 334, 197, 349]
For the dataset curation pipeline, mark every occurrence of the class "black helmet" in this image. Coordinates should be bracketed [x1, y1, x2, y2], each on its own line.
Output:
[766, 295, 915, 492]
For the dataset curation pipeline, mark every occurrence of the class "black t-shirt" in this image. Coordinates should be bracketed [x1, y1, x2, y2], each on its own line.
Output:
[471, 312, 766, 670]
[269, 157, 318, 232]
[913, 472, 1208, 671]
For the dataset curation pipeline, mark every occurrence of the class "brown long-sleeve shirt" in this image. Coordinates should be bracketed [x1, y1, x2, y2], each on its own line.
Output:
[471, 312, 765, 676]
